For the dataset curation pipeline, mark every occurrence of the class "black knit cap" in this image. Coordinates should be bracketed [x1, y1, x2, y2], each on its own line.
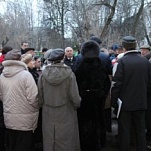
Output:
[122, 36, 136, 51]
[48, 48, 65, 61]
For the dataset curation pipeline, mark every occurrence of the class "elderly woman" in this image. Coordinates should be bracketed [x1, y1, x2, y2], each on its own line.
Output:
[38, 48, 81, 151]
[21, 54, 39, 84]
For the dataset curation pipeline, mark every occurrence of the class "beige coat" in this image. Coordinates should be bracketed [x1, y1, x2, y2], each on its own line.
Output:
[38, 63, 81, 151]
[0, 60, 39, 131]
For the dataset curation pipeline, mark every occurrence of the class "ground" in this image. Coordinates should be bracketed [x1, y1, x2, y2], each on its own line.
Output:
[102, 119, 151, 151]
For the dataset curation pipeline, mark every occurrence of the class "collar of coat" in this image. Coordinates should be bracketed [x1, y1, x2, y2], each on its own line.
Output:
[124, 50, 141, 56]
[2, 60, 28, 70]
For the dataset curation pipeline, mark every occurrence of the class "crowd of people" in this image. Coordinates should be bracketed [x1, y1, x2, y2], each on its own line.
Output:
[0, 35, 151, 151]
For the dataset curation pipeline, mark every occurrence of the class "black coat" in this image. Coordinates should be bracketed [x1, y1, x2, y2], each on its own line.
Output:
[75, 57, 111, 151]
[144, 52, 151, 133]
[111, 51, 151, 111]
[28, 67, 39, 84]
[73, 53, 112, 75]
[64, 56, 76, 71]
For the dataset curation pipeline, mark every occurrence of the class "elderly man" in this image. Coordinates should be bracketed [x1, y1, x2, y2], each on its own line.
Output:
[111, 36, 151, 151]
[140, 44, 151, 56]
[64, 47, 76, 71]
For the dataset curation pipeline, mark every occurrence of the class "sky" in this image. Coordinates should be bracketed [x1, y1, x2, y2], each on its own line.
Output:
[0, 0, 38, 15]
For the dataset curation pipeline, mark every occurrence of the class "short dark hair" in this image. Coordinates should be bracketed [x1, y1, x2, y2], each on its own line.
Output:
[34, 55, 40, 61]
[42, 48, 48, 53]
[24, 48, 35, 53]
[21, 42, 28, 46]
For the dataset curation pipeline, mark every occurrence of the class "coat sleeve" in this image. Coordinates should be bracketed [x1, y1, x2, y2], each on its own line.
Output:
[111, 60, 124, 107]
[25, 73, 39, 110]
[37, 74, 44, 107]
[68, 72, 81, 109]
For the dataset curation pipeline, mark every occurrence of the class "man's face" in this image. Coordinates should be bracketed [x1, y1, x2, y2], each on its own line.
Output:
[35, 58, 41, 68]
[141, 48, 150, 56]
[21, 43, 28, 50]
[65, 47, 73, 58]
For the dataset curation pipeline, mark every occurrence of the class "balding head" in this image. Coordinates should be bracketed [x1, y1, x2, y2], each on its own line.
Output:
[65, 47, 74, 58]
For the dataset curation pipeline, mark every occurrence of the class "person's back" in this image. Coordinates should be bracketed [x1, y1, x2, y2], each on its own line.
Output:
[38, 48, 81, 151]
[74, 50, 112, 74]
[75, 41, 111, 151]
[0, 49, 39, 151]
[0, 45, 12, 151]
[111, 36, 151, 151]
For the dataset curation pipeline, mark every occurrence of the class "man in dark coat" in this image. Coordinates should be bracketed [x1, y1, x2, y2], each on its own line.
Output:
[20, 41, 28, 54]
[75, 40, 111, 151]
[64, 47, 76, 71]
[111, 36, 151, 151]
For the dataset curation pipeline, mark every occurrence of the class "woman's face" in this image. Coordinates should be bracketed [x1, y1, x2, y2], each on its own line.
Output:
[27, 59, 35, 69]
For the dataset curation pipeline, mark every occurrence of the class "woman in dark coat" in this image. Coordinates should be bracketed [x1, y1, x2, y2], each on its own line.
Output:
[75, 40, 111, 151]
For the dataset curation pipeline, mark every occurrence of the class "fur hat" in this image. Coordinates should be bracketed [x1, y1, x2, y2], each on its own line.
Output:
[80, 40, 100, 58]
[2, 46, 13, 55]
[21, 54, 33, 64]
[5, 49, 21, 61]
[48, 48, 65, 61]
[122, 36, 136, 51]
[89, 36, 102, 45]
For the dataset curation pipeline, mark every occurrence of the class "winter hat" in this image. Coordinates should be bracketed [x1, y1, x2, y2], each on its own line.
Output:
[80, 40, 100, 58]
[140, 44, 151, 51]
[5, 49, 21, 61]
[48, 48, 65, 61]
[111, 44, 119, 51]
[122, 36, 136, 51]
[44, 49, 54, 59]
[24, 48, 35, 54]
[2, 46, 13, 55]
[21, 54, 33, 64]
[89, 36, 102, 45]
